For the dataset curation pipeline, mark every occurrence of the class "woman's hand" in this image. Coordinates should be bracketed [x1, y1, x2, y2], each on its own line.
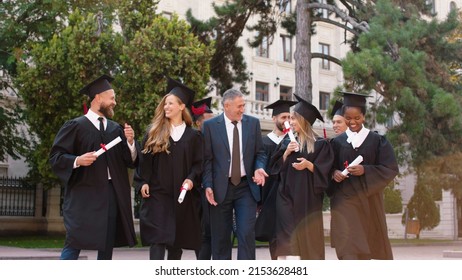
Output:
[332, 170, 347, 183]
[182, 179, 194, 190]
[141, 184, 150, 198]
[292, 157, 314, 172]
[283, 141, 299, 161]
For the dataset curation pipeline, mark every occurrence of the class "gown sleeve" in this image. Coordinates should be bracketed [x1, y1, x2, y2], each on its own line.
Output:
[186, 130, 204, 187]
[363, 135, 399, 196]
[133, 133, 152, 194]
[49, 120, 79, 186]
[269, 137, 290, 176]
[312, 139, 334, 194]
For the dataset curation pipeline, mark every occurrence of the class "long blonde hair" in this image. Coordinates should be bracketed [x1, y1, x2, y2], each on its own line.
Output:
[293, 111, 316, 154]
[142, 94, 193, 154]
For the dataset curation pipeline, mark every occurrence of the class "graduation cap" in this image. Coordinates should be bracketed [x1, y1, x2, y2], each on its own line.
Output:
[264, 99, 297, 116]
[166, 76, 195, 108]
[191, 97, 213, 120]
[293, 94, 324, 125]
[341, 91, 370, 108]
[330, 100, 344, 119]
[79, 74, 114, 99]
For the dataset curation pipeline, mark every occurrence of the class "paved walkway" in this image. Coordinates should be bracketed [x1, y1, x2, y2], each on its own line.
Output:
[1, 243, 462, 260]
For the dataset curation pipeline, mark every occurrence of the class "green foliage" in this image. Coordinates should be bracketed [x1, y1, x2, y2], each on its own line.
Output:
[0, 96, 30, 161]
[383, 184, 403, 214]
[342, 0, 462, 174]
[16, 10, 121, 185]
[14, 5, 212, 186]
[117, 0, 160, 42]
[117, 14, 214, 136]
[404, 180, 440, 232]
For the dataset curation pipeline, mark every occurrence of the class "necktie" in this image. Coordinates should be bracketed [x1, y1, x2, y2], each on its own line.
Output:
[231, 121, 241, 186]
[98, 117, 105, 132]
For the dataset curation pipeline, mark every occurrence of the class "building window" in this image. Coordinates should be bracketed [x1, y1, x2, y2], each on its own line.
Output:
[426, 0, 436, 14]
[256, 82, 269, 101]
[279, 0, 291, 14]
[319, 43, 330, 70]
[162, 11, 172, 20]
[281, 35, 292, 63]
[319, 92, 330, 110]
[256, 36, 269, 58]
[318, 0, 329, 18]
[280, 86, 293, 101]
[386, 116, 394, 128]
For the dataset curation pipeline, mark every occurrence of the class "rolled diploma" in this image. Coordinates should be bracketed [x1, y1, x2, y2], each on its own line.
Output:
[178, 182, 190, 204]
[94, 136, 122, 157]
[284, 121, 299, 152]
[341, 155, 364, 176]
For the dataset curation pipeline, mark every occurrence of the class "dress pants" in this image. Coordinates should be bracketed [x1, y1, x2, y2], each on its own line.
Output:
[149, 244, 183, 260]
[210, 178, 257, 260]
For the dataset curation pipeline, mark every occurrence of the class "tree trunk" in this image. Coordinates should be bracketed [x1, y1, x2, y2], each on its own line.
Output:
[295, 0, 312, 102]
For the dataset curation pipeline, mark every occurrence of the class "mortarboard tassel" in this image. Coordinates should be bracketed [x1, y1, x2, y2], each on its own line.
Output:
[323, 123, 327, 139]
[83, 102, 88, 114]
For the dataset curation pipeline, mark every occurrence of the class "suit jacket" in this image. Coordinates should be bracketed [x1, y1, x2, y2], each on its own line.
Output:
[202, 113, 267, 204]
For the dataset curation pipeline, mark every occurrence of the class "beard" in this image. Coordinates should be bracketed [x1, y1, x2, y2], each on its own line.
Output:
[99, 103, 114, 119]
[276, 121, 285, 132]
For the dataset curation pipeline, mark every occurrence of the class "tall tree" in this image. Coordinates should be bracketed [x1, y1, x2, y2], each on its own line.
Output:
[186, 0, 280, 95]
[342, 0, 462, 219]
[15, 10, 122, 184]
[0, 0, 118, 162]
[117, 13, 214, 136]
[15, 2, 213, 185]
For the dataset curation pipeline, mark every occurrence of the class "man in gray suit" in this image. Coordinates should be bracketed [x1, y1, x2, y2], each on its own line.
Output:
[202, 88, 268, 260]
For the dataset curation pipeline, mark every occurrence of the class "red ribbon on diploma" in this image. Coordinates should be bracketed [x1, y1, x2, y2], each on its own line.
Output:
[180, 186, 188, 192]
[344, 161, 349, 169]
[100, 143, 107, 151]
[283, 127, 291, 134]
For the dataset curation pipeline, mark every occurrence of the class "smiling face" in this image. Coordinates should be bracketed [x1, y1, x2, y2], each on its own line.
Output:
[289, 112, 301, 133]
[332, 115, 348, 135]
[163, 94, 185, 120]
[223, 95, 245, 122]
[97, 89, 116, 118]
[343, 106, 365, 132]
[274, 112, 291, 133]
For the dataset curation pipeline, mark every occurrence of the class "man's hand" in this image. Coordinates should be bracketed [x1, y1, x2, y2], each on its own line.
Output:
[347, 164, 365, 176]
[141, 184, 150, 198]
[76, 152, 98, 167]
[205, 187, 217, 206]
[253, 168, 268, 186]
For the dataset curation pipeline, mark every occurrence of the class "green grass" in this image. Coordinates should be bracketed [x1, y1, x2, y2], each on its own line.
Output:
[0, 235, 66, 248]
[0, 234, 455, 249]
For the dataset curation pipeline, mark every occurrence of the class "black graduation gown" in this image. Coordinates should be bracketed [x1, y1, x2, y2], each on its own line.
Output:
[329, 131, 399, 260]
[134, 126, 203, 250]
[255, 134, 279, 242]
[271, 137, 333, 259]
[49, 116, 138, 250]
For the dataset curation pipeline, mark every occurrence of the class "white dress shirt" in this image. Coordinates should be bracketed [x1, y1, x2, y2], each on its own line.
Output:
[346, 127, 370, 149]
[73, 109, 137, 178]
[224, 114, 246, 177]
[170, 122, 186, 142]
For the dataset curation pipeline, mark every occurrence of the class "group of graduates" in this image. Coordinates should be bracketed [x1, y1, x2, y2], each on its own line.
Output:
[257, 94, 399, 260]
[50, 74, 399, 260]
